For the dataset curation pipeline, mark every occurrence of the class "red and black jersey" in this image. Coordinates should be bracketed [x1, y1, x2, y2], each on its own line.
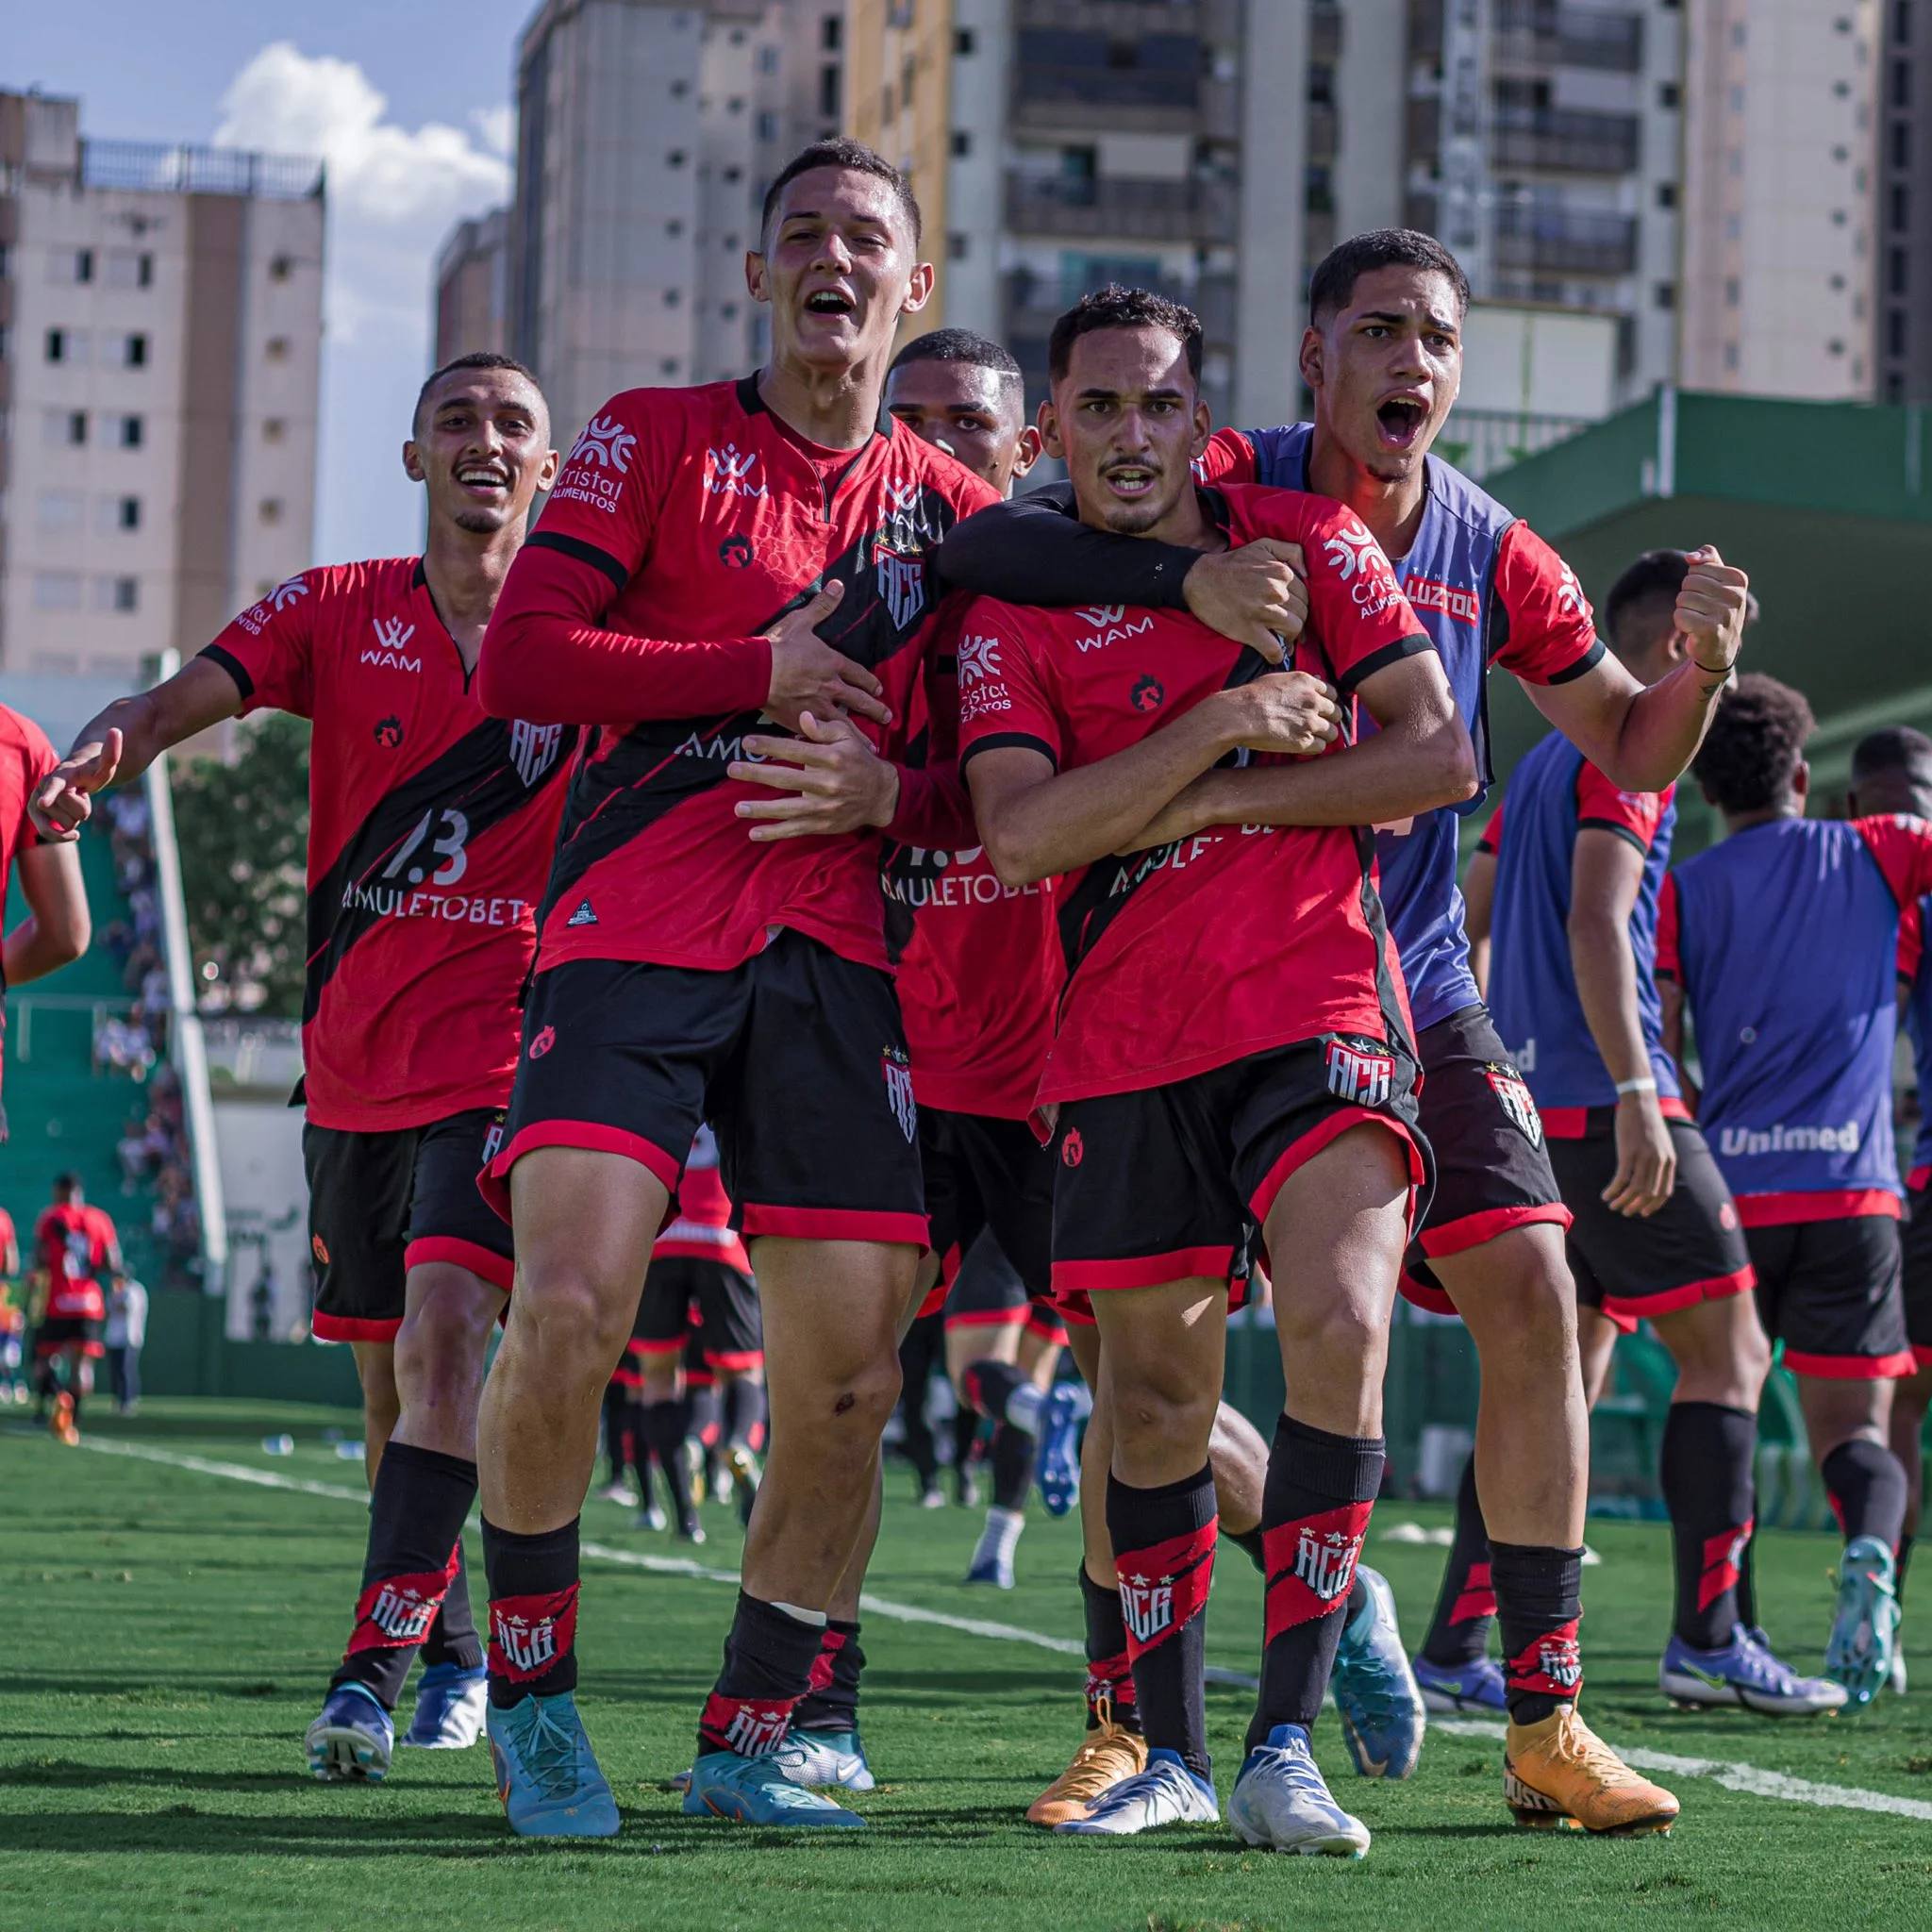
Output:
[202, 559, 577, 1132]
[478, 376, 997, 976]
[958, 483, 1430, 1107]
[37, 1202, 114, 1322]
[652, 1124, 752, 1273]
[0, 705, 58, 1116]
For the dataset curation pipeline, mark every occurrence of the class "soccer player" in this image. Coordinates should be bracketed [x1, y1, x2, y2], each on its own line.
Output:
[33, 1176, 120, 1441]
[1478, 554, 1842, 1719]
[939, 231, 1746, 1832]
[30, 353, 573, 1779]
[471, 139, 1001, 1837]
[1659, 676, 1932, 1704]
[626, 1124, 765, 1542]
[959, 284, 1474, 1851]
[1847, 726, 1932, 1630]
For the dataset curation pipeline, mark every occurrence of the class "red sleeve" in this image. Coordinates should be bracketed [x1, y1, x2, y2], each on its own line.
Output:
[1575, 768, 1672, 854]
[1900, 898, 1924, 985]
[1856, 813, 1932, 909]
[201, 572, 321, 718]
[1192, 427, 1257, 486]
[478, 391, 772, 725]
[1490, 521, 1607, 686]
[3, 712, 58, 858]
[1477, 800, 1504, 856]
[1243, 491, 1428, 695]
[957, 601, 1063, 773]
[1655, 871, 1681, 979]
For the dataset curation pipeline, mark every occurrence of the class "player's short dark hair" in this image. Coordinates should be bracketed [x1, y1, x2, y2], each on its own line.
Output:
[53, 1172, 78, 1193]
[1307, 229, 1472, 325]
[760, 138, 922, 246]
[1691, 674, 1816, 814]
[1604, 549, 1690, 656]
[412, 352, 544, 436]
[1851, 724, 1932, 783]
[1047, 284, 1203, 387]
[889, 328, 1024, 408]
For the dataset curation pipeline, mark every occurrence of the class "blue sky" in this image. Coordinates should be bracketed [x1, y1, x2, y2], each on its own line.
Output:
[11, 5, 540, 563]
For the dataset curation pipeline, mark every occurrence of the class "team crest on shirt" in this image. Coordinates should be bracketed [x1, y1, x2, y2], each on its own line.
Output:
[874, 541, 926, 629]
[881, 1046, 918, 1141]
[509, 719, 565, 788]
[1486, 1066, 1543, 1147]
[1325, 1038, 1396, 1107]
[1119, 1571, 1174, 1645]
[1293, 1524, 1364, 1604]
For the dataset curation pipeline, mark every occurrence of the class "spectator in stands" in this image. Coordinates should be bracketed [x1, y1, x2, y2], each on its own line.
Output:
[105, 1274, 147, 1415]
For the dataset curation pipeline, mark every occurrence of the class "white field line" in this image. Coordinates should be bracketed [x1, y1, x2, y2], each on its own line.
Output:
[43, 1431, 1932, 1823]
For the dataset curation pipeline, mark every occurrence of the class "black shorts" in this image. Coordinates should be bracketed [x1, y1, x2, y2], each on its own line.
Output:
[1049, 1034, 1428, 1326]
[35, 1315, 103, 1357]
[1399, 1004, 1571, 1315]
[942, 1228, 1068, 1347]
[305, 1107, 513, 1342]
[631, 1254, 763, 1371]
[486, 930, 926, 1247]
[1900, 1184, 1932, 1367]
[1547, 1109, 1753, 1334]
[1747, 1214, 1915, 1379]
[917, 1107, 1056, 1320]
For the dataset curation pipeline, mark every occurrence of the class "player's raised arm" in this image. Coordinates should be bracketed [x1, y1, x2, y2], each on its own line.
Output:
[6, 839, 90, 986]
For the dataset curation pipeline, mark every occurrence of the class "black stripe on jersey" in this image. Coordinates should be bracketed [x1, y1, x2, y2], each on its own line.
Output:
[303, 718, 578, 1023]
[526, 527, 630, 591]
[1336, 634, 1432, 700]
[1353, 820, 1417, 1064]
[201, 643, 255, 702]
[1545, 638, 1607, 685]
[1576, 817, 1649, 855]
[960, 732, 1057, 773]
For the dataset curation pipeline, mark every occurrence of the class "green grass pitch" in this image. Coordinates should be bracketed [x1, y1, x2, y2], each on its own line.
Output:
[5, 1399, 1932, 1931]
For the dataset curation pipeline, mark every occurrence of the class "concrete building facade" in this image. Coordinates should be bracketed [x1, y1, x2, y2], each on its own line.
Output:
[0, 91, 323, 679]
[433, 207, 512, 366]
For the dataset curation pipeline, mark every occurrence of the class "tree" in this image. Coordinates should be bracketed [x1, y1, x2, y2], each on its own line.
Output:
[170, 712, 309, 1018]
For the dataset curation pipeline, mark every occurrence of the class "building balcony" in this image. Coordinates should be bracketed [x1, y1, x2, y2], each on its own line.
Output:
[1005, 172, 1237, 243]
[1491, 107, 1640, 175]
[1012, 20, 1204, 135]
[1493, 205, 1638, 277]
[1493, 3, 1644, 75]
[1014, 0, 1201, 29]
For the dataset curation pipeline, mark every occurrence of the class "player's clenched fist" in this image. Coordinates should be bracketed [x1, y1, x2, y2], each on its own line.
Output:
[29, 730, 124, 842]
[1674, 544, 1751, 675]
[1182, 539, 1309, 664]
[762, 579, 892, 731]
[1212, 670, 1342, 758]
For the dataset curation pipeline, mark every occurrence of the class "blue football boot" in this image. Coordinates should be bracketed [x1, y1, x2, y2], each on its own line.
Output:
[401, 1662, 489, 1748]
[305, 1681, 393, 1783]
[1412, 1652, 1507, 1715]
[1035, 1380, 1093, 1519]
[1227, 1725, 1371, 1857]
[1824, 1535, 1902, 1708]
[1330, 1567, 1426, 1777]
[487, 1690, 621, 1837]
[683, 1748, 866, 1825]
[1659, 1624, 1846, 1715]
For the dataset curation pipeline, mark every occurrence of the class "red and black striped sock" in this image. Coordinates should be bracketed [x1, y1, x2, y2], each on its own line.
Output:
[481, 1516, 581, 1710]
[1420, 1452, 1495, 1667]
[1249, 1413, 1382, 1754]
[1079, 1565, 1140, 1733]
[1107, 1465, 1216, 1779]
[697, 1591, 824, 1758]
[1660, 1401, 1756, 1649]
[1494, 1541, 1584, 1724]
[792, 1618, 865, 1733]
[332, 1441, 476, 1709]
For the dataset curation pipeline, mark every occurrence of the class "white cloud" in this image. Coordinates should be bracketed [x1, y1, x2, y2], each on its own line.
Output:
[212, 42, 512, 559]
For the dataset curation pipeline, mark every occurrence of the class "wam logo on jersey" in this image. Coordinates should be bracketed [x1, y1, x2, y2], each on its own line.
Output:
[567, 414, 637, 474]
[1292, 1524, 1364, 1605]
[361, 617, 420, 672]
[1119, 1571, 1174, 1645]
[509, 719, 565, 788]
[874, 541, 926, 629]
[882, 1046, 918, 1141]
[1324, 1037, 1396, 1107]
[958, 632, 1002, 686]
[1075, 604, 1154, 652]
[705, 442, 766, 497]
[1486, 1066, 1543, 1147]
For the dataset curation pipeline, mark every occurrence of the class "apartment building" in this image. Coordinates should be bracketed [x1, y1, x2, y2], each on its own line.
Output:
[0, 90, 323, 679]
[494, 0, 845, 442]
[434, 208, 512, 366]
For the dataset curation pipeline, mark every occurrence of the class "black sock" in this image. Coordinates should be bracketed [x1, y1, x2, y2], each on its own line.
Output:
[724, 1376, 767, 1454]
[792, 1618, 865, 1732]
[1736, 1522, 1758, 1630]
[1250, 1413, 1382, 1753]
[1493, 1541, 1584, 1725]
[990, 1422, 1036, 1511]
[1108, 1466, 1215, 1778]
[481, 1516, 580, 1709]
[1900, 1534, 1916, 1604]
[1081, 1566, 1140, 1733]
[641, 1396, 696, 1528]
[332, 1441, 477, 1709]
[698, 1591, 825, 1757]
[896, 1317, 941, 1490]
[601, 1382, 626, 1486]
[418, 1540, 484, 1675]
[1224, 1524, 1266, 1574]
[689, 1380, 722, 1457]
[953, 1407, 981, 1478]
[1421, 1453, 1495, 1666]
[1822, 1438, 1909, 1550]
[963, 1357, 1026, 1424]
[1660, 1401, 1756, 1649]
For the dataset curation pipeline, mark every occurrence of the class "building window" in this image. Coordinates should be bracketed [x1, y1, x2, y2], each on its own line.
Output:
[671, 78, 690, 97]
[660, 358, 680, 376]
[1308, 64, 1335, 106]
[664, 288, 683, 306]
[668, 218, 686, 236]
[820, 63, 841, 119]
[1724, 341, 1740, 371]
[757, 110, 779, 141]
[124, 333, 148, 368]
[119, 415, 144, 448]
[1828, 338, 1847, 355]
[1894, 185, 1911, 230]
[263, 418, 287, 443]
[1890, 310, 1909, 357]
[1654, 281, 1676, 309]
[71, 248, 94, 283]
[1897, 59, 1914, 106]
[723, 165, 742, 183]
[1892, 248, 1910, 293]
[721, 302, 739, 320]
[954, 27, 975, 55]
[270, 254, 295, 283]
[1895, 122, 1913, 167]
[1898, 2, 1913, 46]
[45, 327, 69, 363]
[1657, 181, 1677, 208]
[106, 249, 153, 290]
[118, 496, 141, 530]
[104, 576, 139, 613]
[1725, 277, 1740, 306]
[949, 232, 969, 260]
[950, 128, 971, 158]
[258, 498, 284, 526]
[728, 95, 745, 114]
[47, 409, 88, 447]
[36, 491, 84, 533]
[32, 573, 83, 611]
[823, 13, 841, 50]
[667, 149, 689, 167]
[267, 336, 291, 361]
[758, 45, 780, 75]
[1657, 81, 1680, 109]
